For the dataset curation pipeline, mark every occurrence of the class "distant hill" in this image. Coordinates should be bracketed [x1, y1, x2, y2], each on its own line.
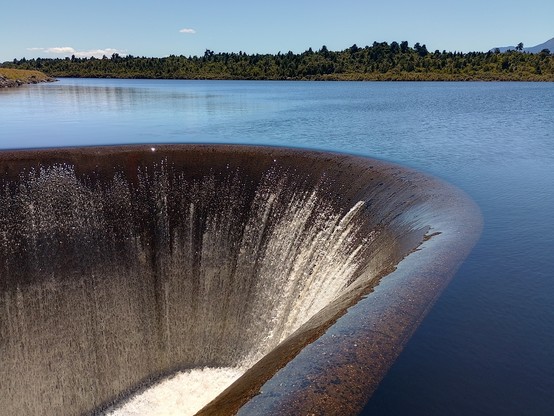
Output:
[525, 38, 554, 53]
[493, 37, 554, 53]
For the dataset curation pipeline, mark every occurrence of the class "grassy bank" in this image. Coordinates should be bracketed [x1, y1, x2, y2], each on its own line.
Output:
[0, 68, 55, 87]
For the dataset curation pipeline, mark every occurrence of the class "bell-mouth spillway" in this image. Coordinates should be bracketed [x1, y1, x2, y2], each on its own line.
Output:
[0, 144, 481, 415]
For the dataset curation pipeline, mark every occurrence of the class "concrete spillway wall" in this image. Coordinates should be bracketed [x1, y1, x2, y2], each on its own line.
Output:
[0, 145, 481, 415]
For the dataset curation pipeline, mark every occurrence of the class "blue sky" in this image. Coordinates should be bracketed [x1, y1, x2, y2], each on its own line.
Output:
[2, 0, 552, 62]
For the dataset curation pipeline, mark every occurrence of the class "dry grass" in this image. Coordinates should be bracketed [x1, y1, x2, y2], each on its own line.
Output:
[0, 68, 51, 82]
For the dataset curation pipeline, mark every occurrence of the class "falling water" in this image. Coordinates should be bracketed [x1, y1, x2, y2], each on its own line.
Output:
[1, 145, 472, 415]
[105, 191, 372, 415]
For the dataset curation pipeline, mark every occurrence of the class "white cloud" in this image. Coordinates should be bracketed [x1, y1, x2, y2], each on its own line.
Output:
[47, 46, 76, 54]
[26, 46, 126, 58]
[74, 48, 123, 58]
[179, 28, 196, 34]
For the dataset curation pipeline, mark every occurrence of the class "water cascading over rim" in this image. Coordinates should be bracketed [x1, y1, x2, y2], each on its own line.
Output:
[0, 144, 481, 415]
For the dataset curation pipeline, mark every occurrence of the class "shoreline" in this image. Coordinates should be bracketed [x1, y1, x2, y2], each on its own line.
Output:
[42, 74, 554, 82]
[0, 68, 56, 88]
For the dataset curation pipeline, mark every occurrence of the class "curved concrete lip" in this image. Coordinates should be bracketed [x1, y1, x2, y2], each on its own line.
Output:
[0, 144, 482, 415]
[193, 145, 482, 415]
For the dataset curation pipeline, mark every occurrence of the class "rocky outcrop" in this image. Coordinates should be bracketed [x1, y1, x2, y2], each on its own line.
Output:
[0, 73, 56, 88]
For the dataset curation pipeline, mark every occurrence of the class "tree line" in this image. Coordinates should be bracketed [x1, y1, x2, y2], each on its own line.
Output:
[3, 41, 553, 81]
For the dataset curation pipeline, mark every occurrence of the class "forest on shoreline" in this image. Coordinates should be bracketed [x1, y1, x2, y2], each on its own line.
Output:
[2, 41, 553, 81]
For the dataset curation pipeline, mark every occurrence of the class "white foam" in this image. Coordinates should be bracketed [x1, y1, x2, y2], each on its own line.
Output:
[107, 366, 245, 416]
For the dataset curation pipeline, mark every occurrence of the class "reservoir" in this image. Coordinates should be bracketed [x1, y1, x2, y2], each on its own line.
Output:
[1, 79, 553, 415]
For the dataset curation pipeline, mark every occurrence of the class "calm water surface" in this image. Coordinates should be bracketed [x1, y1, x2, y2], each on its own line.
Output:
[1, 79, 553, 415]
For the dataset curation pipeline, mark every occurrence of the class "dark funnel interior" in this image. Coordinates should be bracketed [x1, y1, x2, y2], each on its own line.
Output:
[0, 145, 481, 415]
